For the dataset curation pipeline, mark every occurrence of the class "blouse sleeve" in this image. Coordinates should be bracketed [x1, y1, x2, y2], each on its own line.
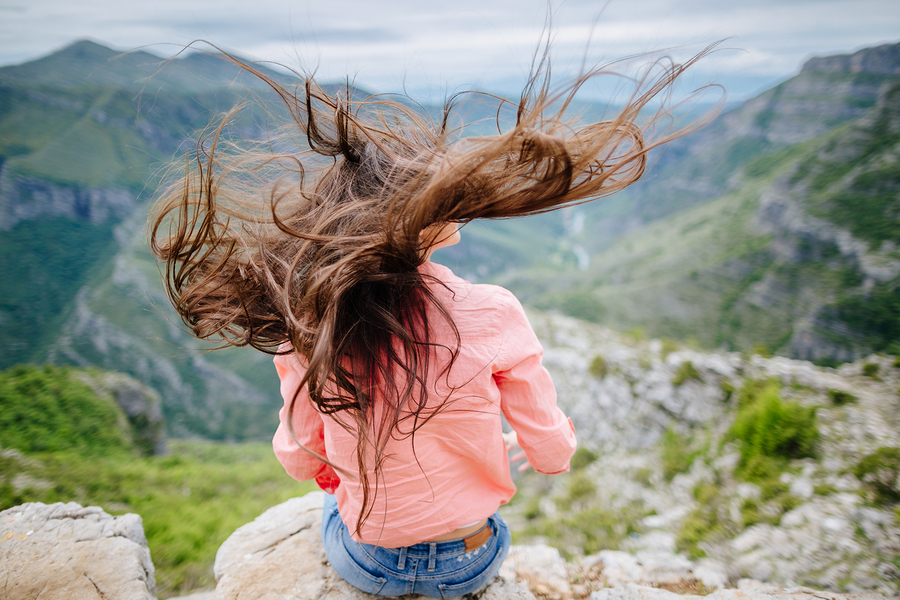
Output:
[493, 291, 577, 475]
[272, 350, 341, 492]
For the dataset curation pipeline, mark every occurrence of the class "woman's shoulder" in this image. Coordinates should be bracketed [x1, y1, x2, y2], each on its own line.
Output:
[419, 261, 522, 314]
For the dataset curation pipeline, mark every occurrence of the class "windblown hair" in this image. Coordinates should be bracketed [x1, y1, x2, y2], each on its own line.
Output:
[149, 42, 718, 534]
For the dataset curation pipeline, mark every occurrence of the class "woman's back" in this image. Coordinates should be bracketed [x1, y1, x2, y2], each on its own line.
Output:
[274, 260, 575, 547]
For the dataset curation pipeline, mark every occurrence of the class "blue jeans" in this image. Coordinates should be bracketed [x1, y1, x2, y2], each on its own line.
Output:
[321, 494, 511, 598]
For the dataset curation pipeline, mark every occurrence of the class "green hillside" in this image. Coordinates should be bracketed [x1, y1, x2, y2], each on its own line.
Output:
[438, 42, 900, 363]
[2, 39, 899, 443]
[0, 363, 314, 595]
[486, 80, 900, 362]
[0, 41, 301, 439]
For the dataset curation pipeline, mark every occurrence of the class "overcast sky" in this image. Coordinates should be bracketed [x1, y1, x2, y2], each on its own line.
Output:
[1, 0, 898, 101]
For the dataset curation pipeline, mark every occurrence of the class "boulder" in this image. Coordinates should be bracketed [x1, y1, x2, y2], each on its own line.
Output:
[499, 544, 571, 599]
[0, 501, 155, 600]
[212, 491, 536, 600]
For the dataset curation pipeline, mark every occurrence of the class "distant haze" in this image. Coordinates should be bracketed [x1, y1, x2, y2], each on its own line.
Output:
[1, 0, 898, 100]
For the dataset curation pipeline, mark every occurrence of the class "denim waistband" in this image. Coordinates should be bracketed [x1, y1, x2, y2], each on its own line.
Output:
[381, 521, 491, 554]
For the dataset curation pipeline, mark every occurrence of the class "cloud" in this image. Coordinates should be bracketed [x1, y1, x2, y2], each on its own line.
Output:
[1, 0, 898, 100]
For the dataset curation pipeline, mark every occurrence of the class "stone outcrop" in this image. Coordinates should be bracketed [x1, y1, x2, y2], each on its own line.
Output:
[207, 493, 890, 600]
[73, 369, 167, 455]
[0, 165, 137, 230]
[212, 491, 536, 600]
[511, 313, 900, 596]
[590, 582, 886, 600]
[802, 42, 900, 76]
[0, 502, 155, 600]
[2, 494, 890, 600]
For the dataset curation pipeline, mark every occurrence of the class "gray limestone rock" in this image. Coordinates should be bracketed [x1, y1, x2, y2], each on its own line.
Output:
[589, 582, 886, 600]
[0, 167, 137, 230]
[499, 544, 569, 599]
[0, 501, 155, 600]
[212, 492, 535, 600]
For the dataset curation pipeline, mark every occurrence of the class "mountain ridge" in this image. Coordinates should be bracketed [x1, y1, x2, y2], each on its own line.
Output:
[1, 39, 899, 440]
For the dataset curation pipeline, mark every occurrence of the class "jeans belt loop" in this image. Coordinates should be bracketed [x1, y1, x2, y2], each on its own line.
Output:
[397, 546, 407, 570]
[427, 542, 437, 572]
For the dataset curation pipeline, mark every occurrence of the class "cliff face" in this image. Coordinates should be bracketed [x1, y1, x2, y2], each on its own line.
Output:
[0, 166, 137, 230]
[802, 42, 900, 76]
[754, 81, 900, 362]
[621, 41, 900, 224]
[72, 369, 167, 456]
[0, 42, 286, 439]
[484, 43, 900, 363]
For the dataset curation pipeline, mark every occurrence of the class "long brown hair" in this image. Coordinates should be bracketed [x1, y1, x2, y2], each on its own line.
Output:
[149, 41, 719, 534]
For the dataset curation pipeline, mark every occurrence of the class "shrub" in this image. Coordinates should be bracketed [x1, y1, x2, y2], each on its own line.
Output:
[720, 379, 735, 402]
[661, 338, 679, 358]
[589, 355, 608, 379]
[661, 427, 701, 480]
[862, 363, 880, 378]
[814, 483, 838, 496]
[570, 447, 598, 470]
[751, 343, 773, 358]
[677, 482, 728, 559]
[0, 364, 134, 456]
[828, 389, 857, 405]
[853, 447, 900, 506]
[673, 361, 701, 386]
[740, 498, 762, 527]
[728, 380, 818, 479]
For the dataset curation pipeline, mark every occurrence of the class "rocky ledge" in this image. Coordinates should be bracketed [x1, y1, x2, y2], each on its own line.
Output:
[0, 501, 155, 599]
[4, 493, 886, 600]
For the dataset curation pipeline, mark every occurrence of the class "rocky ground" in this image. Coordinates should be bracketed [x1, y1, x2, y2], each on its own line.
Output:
[1, 312, 896, 599]
[3, 494, 888, 600]
[502, 311, 900, 598]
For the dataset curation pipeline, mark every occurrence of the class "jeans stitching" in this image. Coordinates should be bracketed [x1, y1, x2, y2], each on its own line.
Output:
[322, 495, 510, 597]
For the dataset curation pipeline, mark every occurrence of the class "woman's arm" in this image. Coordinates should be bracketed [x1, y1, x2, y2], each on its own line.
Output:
[272, 351, 341, 492]
[494, 291, 577, 475]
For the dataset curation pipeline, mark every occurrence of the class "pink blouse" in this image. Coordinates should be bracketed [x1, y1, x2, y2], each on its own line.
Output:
[272, 261, 576, 547]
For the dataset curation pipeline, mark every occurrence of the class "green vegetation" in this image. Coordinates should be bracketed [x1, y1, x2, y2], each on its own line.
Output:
[0, 364, 134, 455]
[834, 283, 900, 353]
[672, 361, 701, 386]
[660, 427, 704, 480]
[828, 389, 857, 405]
[0, 364, 315, 596]
[678, 470, 804, 559]
[862, 363, 881, 378]
[556, 472, 597, 511]
[751, 343, 773, 358]
[660, 338, 679, 358]
[1, 440, 315, 596]
[814, 483, 838, 496]
[588, 355, 608, 379]
[852, 447, 900, 506]
[720, 379, 735, 402]
[570, 446, 598, 470]
[728, 379, 818, 483]
[519, 497, 647, 557]
[0, 218, 117, 368]
[677, 481, 730, 559]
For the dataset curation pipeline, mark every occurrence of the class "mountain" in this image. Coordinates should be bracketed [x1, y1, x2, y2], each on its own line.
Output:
[439, 41, 900, 364]
[0, 40, 311, 439]
[1, 39, 898, 441]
